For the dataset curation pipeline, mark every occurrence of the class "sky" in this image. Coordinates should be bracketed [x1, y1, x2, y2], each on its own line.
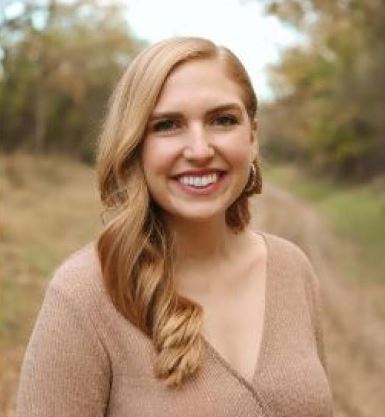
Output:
[125, 0, 303, 101]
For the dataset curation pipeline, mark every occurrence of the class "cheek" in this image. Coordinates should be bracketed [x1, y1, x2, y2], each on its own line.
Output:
[222, 132, 254, 166]
[141, 140, 178, 177]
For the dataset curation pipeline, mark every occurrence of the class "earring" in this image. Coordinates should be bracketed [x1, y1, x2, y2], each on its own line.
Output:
[244, 163, 257, 193]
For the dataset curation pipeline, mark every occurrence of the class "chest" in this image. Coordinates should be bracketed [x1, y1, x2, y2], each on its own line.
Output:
[103, 238, 333, 417]
[106, 280, 331, 417]
[174, 235, 269, 384]
[199, 260, 267, 384]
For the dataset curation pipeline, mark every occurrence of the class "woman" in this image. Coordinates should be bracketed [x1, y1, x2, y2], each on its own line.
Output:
[16, 37, 333, 416]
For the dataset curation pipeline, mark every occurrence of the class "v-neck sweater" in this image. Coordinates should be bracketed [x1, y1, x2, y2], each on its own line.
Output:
[16, 231, 334, 417]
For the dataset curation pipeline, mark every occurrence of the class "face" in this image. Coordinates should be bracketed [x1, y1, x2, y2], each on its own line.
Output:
[141, 57, 257, 224]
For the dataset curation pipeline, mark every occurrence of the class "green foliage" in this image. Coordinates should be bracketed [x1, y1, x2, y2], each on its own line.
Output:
[0, 0, 145, 158]
[262, 0, 385, 181]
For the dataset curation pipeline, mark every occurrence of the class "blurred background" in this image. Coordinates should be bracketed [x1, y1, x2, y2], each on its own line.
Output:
[1, 0, 384, 415]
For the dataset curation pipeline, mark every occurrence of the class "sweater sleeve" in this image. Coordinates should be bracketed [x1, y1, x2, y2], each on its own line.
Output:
[303, 258, 329, 377]
[16, 283, 111, 417]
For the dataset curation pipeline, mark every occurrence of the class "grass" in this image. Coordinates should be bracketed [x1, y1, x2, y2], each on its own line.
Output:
[264, 162, 385, 284]
[1, 153, 102, 338]
[0, 153, 102, 412]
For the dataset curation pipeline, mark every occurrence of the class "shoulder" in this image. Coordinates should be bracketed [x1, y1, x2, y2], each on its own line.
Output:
[46, 241, 106, 309]
[262, 231, 322, 307]
[263, 231, 313, 271]
[262, 231, 319, 289]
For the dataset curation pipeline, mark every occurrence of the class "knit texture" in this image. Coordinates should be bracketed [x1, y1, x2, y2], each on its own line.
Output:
[16, 231, 333, 417]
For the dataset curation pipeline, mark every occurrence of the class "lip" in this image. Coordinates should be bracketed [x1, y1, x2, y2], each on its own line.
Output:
[172, 168, 226, 178]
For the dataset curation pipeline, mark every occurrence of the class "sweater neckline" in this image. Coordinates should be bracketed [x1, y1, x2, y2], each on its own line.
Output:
[201, 230, 272, 399]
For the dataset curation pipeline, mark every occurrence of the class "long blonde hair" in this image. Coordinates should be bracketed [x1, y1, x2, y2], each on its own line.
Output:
[96, 37, 262, 387]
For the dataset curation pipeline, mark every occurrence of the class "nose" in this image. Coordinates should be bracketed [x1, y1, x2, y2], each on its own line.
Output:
[183, 125, 214, 161]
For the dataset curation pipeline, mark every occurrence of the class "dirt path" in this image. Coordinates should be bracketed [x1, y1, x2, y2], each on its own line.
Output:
[251, 183, 385, 417]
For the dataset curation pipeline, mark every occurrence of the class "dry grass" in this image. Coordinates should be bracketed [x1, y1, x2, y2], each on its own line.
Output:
[0, 153, 102, 415]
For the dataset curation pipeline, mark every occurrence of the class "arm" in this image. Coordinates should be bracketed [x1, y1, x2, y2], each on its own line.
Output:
[304, 259, 329, 377]
[16, 283, 111, 417]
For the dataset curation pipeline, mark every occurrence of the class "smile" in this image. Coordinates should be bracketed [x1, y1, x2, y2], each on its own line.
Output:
[178, 173, 219, 188]
[173, 171, 228, 196]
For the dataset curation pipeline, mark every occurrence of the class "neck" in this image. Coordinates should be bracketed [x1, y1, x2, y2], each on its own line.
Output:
[167, 214, 242, 269]
[166, 216, 257, 296]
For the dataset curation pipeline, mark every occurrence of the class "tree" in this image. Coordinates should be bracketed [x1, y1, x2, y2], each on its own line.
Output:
[261, 0, 385, 180]
[0, 0, 144, 160]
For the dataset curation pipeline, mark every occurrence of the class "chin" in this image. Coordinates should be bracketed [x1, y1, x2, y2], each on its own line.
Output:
[156, 196, 239, 224]
[167, 206, 228, 224]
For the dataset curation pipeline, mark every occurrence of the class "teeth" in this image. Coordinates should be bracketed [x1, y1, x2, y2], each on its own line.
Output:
[179, 173, 219, 187]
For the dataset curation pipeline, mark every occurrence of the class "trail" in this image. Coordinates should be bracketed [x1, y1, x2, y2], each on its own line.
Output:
[251, 183, 385, 417]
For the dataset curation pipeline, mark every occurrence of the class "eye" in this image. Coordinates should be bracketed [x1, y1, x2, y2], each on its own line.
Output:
[152, 119, 180, 132]
[212, 114, 239, 127]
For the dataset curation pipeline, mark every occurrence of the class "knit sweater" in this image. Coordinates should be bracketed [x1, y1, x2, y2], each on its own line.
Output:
[16, 231, 333, 417]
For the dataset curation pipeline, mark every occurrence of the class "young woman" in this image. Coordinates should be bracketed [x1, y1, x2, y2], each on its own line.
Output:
[16, 37, 333, 416]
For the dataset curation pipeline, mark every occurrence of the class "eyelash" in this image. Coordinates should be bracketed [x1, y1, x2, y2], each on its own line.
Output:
[151, 114, 239, 133]
[212, 114, 239, 126]
[152, 119, 180, 132]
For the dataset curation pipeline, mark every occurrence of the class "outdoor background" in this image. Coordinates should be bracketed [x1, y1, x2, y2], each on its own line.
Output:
[1, 0, 385, 416]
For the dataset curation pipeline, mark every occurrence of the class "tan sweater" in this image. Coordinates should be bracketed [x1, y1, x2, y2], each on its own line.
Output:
[16, 231, 333, 417]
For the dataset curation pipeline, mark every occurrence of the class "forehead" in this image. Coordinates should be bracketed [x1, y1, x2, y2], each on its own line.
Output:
[153, 58, 245, 112]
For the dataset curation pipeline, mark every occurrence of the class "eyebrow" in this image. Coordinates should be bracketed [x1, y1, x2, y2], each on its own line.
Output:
[149, 103, 243, 121]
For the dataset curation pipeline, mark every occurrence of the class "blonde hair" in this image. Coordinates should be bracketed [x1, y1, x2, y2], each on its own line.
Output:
[96, 37, 262, 387]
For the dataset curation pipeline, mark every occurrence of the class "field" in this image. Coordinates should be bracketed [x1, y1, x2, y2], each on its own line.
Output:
[0, 154, 102, 415]
[1, 154, 384, 416]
